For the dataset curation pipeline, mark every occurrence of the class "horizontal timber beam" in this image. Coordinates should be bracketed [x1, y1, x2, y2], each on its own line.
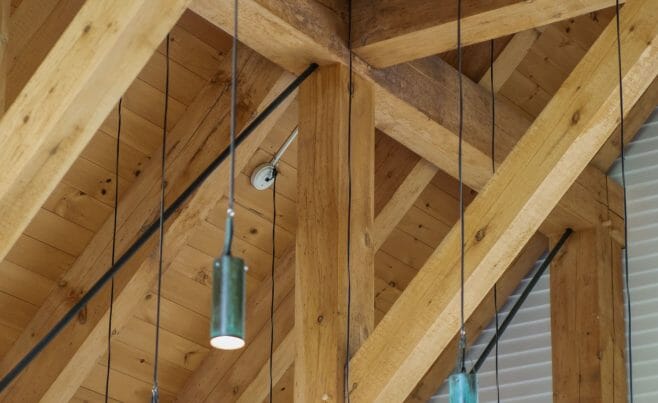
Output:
[351, 0, 623, 68]
[347, 1, 658, 400]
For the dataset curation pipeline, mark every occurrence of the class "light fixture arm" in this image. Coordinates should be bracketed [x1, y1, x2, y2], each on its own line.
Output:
[272, 126, 298, 167]
[250, 126, 299, 190]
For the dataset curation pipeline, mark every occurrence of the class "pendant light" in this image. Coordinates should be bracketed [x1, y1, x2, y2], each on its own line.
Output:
[449, 0, 478, 401]
[210, 0, 248, 351]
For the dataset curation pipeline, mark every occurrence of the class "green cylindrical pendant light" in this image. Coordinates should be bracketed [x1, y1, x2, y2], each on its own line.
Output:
[210, 254, 247, 350]
[449, 372, 478, 403]
[210, 0, 247, 351]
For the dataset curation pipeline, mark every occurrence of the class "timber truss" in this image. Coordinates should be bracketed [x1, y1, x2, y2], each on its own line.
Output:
[0, 0, 656, 401]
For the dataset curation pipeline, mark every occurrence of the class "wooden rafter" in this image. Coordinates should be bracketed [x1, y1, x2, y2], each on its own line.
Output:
[347, 1, 658, 399]
[478, 28, 544, 93]
[0, 0, 191, 265]
[351, 0, 623, 68]
[373, 159, 437, 250]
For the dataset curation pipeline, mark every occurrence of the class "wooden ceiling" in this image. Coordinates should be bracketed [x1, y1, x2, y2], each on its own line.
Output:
[0, 0, 656, 402]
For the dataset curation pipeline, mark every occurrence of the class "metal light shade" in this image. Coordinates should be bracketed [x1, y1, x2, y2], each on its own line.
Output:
[449, 371, 478, 403]
[210, 254, 246, 350]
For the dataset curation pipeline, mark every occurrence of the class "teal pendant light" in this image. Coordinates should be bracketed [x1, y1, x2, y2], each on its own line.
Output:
[210, 252, 247, 350]
[210, 0, 247, 351]
[449, 372, 478, 403]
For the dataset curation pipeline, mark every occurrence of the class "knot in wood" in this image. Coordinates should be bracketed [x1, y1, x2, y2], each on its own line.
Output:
[571, 110, 581, 125]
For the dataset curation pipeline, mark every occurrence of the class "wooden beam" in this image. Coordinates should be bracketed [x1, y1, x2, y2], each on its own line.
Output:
[296, 64, 350, 402]
[5, 0, 76, 107]
[478, 28, 544, 93]
[373, 159, 437, 250]
[351, 0, 621, 68]
[0, 0, 190, 264]
[550, 223, 628, 402]
[0, 51, 288, 402]
[347, 1, 658, 399]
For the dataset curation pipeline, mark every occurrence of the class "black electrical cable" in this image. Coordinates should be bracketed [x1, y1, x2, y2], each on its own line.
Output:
[489, 38, 501, 403]
[223, 0, 239, 256]
[268, 168, 277, 403]
[0, 62, 317, 393]
[104, 98, 122, 403]
[151, 33, 171, 403]
[344, 0, 354, 401]
[615, 1, 633, 401]
[456, 0, 467, 373]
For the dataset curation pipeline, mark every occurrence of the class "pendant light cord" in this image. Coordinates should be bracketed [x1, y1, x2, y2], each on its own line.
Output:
[344, 0, 354, 400]
[151, 33, 171, 403]
[489, 39, 501, 403]
[104, 98, 122, 403]
[615, 2, 634, 401]
[268, 170, 278, 403]
[223, 0, 239, 256]
[456, 0, 467, 373]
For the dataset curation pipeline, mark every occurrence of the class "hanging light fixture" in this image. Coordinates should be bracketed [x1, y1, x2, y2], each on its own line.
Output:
[449, 0, 478, 401]
[211, 251, 247, 350]
[210, 0, 248, 351]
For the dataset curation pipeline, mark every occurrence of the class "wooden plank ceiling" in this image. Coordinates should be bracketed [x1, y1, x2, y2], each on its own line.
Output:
[0, 0, 655, 402]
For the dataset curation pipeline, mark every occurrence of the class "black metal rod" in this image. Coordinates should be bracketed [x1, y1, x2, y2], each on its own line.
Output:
[0, 63, 318, 392]
[470, 227, 573, 374]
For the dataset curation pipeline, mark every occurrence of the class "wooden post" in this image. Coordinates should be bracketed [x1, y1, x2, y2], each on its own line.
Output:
[550, 221, 628, 402]
[296, 64, 360, 402]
